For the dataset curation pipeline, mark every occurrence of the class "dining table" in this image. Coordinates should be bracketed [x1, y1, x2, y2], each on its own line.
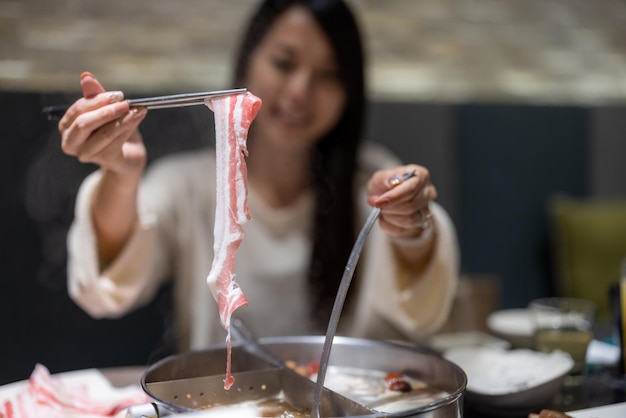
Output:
[453, 331, 626, 418]
[463, 369, 625, 418]
[1, 321, 625, 418]
[0, 360, 623, 418]
[106, 362, 626, 418]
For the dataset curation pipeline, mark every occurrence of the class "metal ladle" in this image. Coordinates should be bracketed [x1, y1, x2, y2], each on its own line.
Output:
[311, 170, 417, 418]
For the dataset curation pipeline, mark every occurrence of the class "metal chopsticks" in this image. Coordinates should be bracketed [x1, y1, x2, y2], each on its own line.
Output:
[42, 88, 247, 120]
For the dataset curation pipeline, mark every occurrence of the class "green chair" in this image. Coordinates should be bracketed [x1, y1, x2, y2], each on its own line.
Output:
[549, 196, 626, 322]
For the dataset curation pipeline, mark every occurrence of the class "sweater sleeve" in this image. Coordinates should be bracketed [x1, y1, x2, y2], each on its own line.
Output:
[67, 166, 176, 319]
[367, 202, 459, 339]
[350, 142, 460, 340]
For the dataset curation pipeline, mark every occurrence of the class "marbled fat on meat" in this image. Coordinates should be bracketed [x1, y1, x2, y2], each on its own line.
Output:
[206, 92, 262, 390]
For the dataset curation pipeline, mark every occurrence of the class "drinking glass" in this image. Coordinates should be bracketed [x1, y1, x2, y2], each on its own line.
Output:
[528, 297, 596, 383]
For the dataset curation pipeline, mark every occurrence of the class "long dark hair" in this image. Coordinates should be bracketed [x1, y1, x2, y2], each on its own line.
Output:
[232, 0, 366, 329]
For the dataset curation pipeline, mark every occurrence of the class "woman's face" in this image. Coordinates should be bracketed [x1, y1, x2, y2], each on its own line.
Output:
[245, 6, 347, 151]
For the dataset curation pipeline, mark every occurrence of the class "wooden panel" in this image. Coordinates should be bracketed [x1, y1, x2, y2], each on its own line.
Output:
[456, 104, 589, 309]
[589, 107, 626, 197]
[0, 92, 194, 385]
[366, 102, 458, 222]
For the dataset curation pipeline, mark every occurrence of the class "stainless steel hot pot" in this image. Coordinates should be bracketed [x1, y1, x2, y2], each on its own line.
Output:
[127, 336, 467, 418]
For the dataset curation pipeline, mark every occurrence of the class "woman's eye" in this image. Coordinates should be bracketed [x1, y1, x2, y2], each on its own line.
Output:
[272, 57, 295, 72]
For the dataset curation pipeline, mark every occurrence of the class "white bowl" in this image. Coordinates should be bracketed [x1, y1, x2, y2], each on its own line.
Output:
[444, 346, 574, 415]
[487, 308, 535, 348]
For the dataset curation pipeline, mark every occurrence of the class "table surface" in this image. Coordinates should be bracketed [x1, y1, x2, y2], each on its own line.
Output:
[100, 366, 146, 388]
[2, 365, 624, 417]
[463, 364, 625, 418]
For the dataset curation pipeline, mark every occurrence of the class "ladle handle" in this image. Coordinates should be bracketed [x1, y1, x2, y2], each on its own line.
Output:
[231, 318, 286, 368]
[125, 402, 171, 418]
[311, 170, 417, 418]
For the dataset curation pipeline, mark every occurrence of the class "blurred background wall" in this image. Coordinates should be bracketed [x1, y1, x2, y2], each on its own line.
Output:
[1, 0, 626, 384]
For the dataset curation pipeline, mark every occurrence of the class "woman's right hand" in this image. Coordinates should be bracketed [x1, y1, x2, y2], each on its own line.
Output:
[59, 72, 148, 175]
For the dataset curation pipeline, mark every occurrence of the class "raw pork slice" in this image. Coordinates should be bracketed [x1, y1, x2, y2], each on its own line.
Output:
[0, 364, 147, 418]
[206, 91, 262, 390]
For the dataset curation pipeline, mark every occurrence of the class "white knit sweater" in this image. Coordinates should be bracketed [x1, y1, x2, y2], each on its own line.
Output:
[67, 143, 459, 350]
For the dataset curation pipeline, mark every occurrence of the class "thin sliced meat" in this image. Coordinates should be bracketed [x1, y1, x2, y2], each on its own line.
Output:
[206, 91, 262, 390]
[0, 364, 148, 418]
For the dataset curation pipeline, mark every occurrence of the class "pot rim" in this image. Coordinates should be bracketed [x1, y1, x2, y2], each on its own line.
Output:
[140, 335, 468, 417]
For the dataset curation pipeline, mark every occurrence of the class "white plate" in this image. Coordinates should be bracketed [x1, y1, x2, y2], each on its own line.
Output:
[487, 308, 535, 348]
[569, 401, 626, 418]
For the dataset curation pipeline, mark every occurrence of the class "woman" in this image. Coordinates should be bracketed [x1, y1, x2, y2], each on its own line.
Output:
[59, 0, 459, 351]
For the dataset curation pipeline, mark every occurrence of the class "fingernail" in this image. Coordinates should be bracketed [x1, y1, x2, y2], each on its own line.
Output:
[131, 107, 147, 119]
[108, 91, 124, 103]
[81, 71, 94, 80]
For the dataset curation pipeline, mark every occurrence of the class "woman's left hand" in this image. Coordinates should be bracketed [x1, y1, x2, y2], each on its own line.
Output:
[366, 164, 437, 239]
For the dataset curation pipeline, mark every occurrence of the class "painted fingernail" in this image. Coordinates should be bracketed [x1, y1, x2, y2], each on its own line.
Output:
[108, 91, 124, 103]
[81, 71, 94, 80]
